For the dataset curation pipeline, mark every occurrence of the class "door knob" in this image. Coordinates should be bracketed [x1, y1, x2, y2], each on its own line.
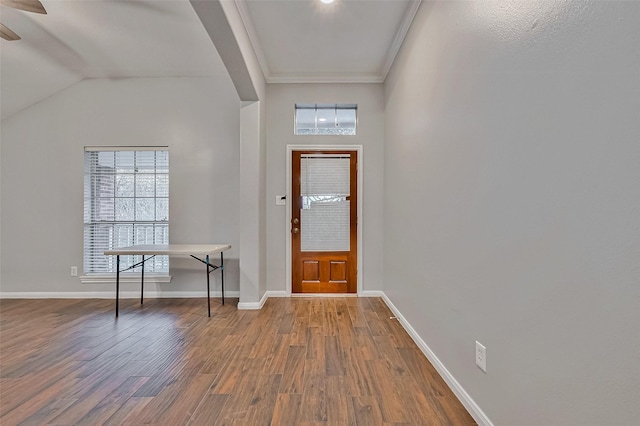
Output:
[292, 227, 299, 234]
[292, 218, 299, 225]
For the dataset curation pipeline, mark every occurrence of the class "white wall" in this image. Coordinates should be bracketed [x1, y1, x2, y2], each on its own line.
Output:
[1, 77, 241, 296]
[266, 83, 385, 293]
[384, 1, 640, 425]
[216, 0, 268, 305]
[239, 101, 262, 305]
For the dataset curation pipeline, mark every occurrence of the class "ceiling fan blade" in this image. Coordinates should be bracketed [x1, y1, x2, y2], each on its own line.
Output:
[0, 0, 46, 14]
[0, 22, 21, 40]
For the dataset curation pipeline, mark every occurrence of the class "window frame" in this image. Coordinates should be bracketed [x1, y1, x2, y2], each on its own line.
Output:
[81, 146, 171, 283]
[294, 104, 358, 136]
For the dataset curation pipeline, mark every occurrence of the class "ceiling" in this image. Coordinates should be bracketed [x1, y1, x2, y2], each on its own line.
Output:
[238, 0, 420, 83]
[0, 0, 420, 120]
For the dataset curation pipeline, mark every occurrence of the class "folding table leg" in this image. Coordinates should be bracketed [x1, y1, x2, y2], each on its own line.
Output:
[221, 252, 225, 305]
[115, 255, 120, 317]
[140, 255, 144, 305]
[206, 255, 211, 317]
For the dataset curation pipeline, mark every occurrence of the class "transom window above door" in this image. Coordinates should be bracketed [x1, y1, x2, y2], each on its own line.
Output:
[294, 104, 357, 136]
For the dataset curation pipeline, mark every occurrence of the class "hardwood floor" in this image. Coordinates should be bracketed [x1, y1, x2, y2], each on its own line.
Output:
[0, 297, 476, 425]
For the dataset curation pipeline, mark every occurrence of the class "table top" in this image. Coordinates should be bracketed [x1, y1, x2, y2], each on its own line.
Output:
[104, 244, 231, 256]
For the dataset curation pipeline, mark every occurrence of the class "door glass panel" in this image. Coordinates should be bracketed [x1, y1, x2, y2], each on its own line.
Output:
[300, 154, 350, 252]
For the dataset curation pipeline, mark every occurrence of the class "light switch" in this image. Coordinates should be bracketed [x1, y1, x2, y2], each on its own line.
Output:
[275, 195, 286, 206]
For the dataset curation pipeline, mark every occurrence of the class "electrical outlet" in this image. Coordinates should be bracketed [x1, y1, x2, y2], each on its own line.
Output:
[71, 266, 78, 277]
[475, 341, 487, 373]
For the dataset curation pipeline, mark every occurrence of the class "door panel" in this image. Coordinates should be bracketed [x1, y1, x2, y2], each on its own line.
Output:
[292, 151, 357, 293]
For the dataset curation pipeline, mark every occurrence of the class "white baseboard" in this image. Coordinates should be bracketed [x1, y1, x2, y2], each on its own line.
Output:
[236, 290, 289, 310]
[379, 293, 493, 426]
[237, 291, 269, 310]
[359, 290, 385, 297]
[0, 291, 239, 299]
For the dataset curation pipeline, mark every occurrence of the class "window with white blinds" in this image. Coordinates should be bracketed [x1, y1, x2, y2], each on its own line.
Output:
[83, 147, 169, 275]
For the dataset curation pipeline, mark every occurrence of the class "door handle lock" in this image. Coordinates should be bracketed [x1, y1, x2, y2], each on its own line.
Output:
[292, 218, 299, 225]
[292, 227, 299, 234]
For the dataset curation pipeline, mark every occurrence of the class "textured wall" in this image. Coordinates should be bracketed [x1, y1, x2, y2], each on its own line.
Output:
[1, 77, 241, 295]
[265, 83, 385, 293]
[384, 1, 640, 424]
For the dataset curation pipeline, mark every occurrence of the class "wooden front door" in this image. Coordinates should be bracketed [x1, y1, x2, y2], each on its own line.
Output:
[292, 150, 357, 293]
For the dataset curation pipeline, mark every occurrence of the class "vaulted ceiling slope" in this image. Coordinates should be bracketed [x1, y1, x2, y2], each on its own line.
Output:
[1, 0, 420, 120]
[0, 0, 229, 120]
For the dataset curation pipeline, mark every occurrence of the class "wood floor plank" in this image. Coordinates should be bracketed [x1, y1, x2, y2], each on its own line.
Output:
[48, 369, 147, 425]
[326, 375, 355, 425]
[352, 326, 381, 360]
[188, 394, 229, 425]
[0, 298, 476, 426]
[437, 394, 478, 426]
[216, 358, 266, 421]
[347, 305, 368, 327]
[249, 329, 278, 358]
[351, 396, 384, 425]
[309, 304, 324, 328]
[323, 297, 338, 313]
[102, 396, 154, 426]
[397, 346, 450, 397]
[131, 373, 215, 425]
[71, 376, 149, 425]
[373, 335, 411, 376]
[392, 374, 450, 425]
[12, 398, 77, 426]
[325, 335, 346, 376]
[0, 372, 78, 425]
[210, 357, 248, 395]
[343, 345, 375, 397]
[335, 302, 356, 349]
[365, 359, 409, 423]
[306, 326, 324, 361]
[323, 310, 339, 337]
[243, 373, 281, 425]
[364, 308, 392, 337]
[270, 393, 302, 426]
[263, 334, 291, 375]
[278, 345, 306, 394]
[290, 315, 310, 346]
[299, 359, 327, 423]
[0, 360, 84, 417]
[294, 298, 312, 318]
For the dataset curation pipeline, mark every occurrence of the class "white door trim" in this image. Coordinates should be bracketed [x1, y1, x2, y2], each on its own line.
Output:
[286, 145, 363, 296]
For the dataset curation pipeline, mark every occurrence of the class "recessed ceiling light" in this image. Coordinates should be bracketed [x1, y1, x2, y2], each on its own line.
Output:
[320, 0, 335, 4]
[318, 118, 327, 122]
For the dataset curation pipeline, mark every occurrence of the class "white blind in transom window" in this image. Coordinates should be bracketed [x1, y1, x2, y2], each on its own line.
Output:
[83, 147, 169, 275]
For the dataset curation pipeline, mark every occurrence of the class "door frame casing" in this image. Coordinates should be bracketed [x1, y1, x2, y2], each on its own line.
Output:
[286, 144, 363, 296]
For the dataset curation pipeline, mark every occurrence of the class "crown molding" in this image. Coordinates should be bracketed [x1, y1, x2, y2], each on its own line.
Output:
[380, 0, 422, 81]
[267, 72, 384, 84]
[234, 0, 272, 80]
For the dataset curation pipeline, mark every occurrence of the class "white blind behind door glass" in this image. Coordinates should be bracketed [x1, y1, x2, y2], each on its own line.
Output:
[83, 148, 169, 275]
[300, 154, 350, 252]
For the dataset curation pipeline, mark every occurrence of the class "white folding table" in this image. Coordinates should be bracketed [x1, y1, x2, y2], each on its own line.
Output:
[104, 244, 231, 317]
